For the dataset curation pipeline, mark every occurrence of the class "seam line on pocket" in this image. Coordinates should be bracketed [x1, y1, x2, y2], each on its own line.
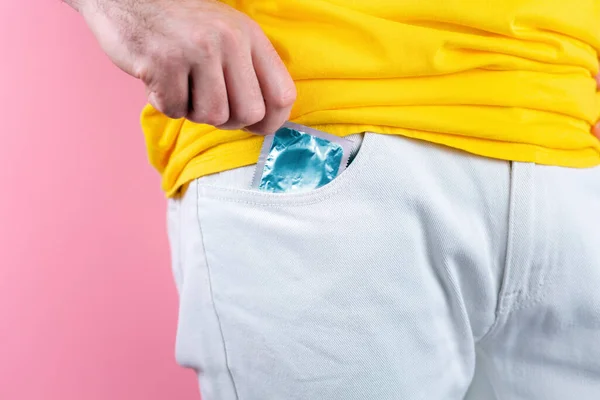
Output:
[198, 134, 375, 207]
[195, 181, 241, 399]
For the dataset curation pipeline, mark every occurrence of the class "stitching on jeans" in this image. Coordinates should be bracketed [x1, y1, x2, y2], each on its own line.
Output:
[195, 181, 241, 400]
[478, 163, 549, 343]
[499, 294, 546, 314]
[198, 140, 374, 208]
[476, 162, 516, 343]
[200, 156, 370, 205]
[199, 145, 369, 206]
[498, 278, 555, 314]
[501, 164, 551, 312]
[502, 279, 546, 299]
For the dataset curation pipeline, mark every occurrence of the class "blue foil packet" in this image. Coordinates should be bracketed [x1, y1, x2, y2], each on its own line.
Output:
[252, 122, 354, 193]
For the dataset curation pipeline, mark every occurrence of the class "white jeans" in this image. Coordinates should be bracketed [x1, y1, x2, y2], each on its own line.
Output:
[167, 133, 600, 400]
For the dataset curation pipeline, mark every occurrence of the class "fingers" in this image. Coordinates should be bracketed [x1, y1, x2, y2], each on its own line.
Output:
[144, 63, 190, 120]
[187, 32, 295, 133]
[143, 18, 295, 133]
[219, 44, 266, 130]
[247, 31, 297, 134]
[187, 63, 230, 126]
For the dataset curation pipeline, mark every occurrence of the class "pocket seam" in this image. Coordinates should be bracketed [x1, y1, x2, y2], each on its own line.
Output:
[197, 133, 375, 207]
[194, 180, 241, 399]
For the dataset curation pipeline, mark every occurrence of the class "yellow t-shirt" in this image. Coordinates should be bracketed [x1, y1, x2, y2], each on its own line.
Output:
[141, 0, 600, 197]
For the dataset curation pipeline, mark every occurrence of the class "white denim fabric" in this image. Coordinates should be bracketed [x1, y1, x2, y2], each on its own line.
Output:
[167, 133, 600, 400]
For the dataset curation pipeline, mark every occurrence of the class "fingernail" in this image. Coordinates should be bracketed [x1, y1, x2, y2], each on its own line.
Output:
[593, 123, 600, 139]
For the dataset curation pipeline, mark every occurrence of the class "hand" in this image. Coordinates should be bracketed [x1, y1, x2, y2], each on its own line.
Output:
[76, 0, 296, 134]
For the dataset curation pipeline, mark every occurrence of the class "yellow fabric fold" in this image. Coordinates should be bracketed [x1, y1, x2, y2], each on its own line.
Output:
[140, 0, 600, 197]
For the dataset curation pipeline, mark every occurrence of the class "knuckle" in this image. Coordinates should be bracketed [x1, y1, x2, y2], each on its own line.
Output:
[206, 111, 230, 127]
[211, 18, 231, 35]
[191, 30, 220, 58]
[186, 111, 205, 125]
[135, 56, 183, 84]
[143, 46, 181, 70]
[148, 89, 185, 118]
[157, 50, 185, 70]
[271, 85, 297, 108]
[157, 104, 186, 119]
[213, 19, 237, 41]
[245, 19, 264, 37]
[194, 108, 229, 127]
[248, 120, 277, 136]
[148, 90, 166, 108]
[192, 21, 244, 57]
[236, 104, 266, 125]
[164, 105, 187, 119]
[135, 63, 152, 82]
[218, 26, 243, 49]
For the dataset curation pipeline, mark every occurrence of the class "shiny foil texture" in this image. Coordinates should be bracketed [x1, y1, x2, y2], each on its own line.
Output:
[253, 125, 349, 194]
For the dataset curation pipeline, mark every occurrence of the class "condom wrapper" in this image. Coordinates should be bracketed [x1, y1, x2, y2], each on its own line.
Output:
[252, 122, 354, 193]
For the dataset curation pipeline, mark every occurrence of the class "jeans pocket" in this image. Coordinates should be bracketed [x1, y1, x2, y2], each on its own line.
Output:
[196, 133, 372, 207]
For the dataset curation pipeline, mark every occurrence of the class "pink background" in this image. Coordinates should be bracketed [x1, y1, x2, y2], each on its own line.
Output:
[0, 1, 197, 399]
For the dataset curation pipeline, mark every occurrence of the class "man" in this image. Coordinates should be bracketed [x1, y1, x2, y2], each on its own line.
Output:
[64, 0, 600, 399]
